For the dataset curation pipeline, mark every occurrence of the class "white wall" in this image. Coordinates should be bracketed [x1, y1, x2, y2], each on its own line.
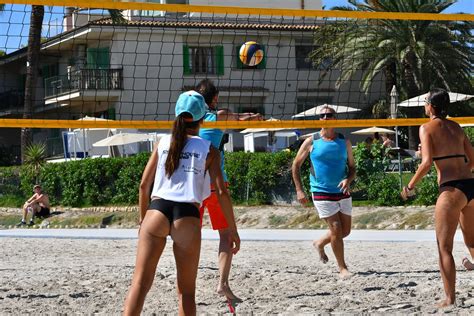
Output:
[190, 0, 322, 10]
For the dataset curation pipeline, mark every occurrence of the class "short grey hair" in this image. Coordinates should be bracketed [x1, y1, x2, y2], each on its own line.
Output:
[318, 105, 336, 114]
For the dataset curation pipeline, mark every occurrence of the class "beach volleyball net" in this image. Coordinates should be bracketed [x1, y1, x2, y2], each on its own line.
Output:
[0, 0, 472, 133]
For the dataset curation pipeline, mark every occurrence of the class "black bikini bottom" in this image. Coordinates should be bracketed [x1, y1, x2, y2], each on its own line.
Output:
[439, 178, 474, 202]
[149, 199, 200, 224]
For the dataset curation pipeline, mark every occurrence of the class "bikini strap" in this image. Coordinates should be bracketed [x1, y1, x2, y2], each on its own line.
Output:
[433, 154, 468, 163]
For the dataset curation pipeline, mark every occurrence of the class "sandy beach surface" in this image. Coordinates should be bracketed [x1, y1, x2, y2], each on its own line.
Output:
[1, 237, 474, 314]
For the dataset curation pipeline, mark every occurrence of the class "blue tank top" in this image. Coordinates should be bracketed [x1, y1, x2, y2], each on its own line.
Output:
[309, 132, 348, 193]
[199, 112, 228, 182]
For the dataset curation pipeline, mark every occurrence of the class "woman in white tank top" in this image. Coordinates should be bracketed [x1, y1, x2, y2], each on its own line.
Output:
[123, 91, 240, 315]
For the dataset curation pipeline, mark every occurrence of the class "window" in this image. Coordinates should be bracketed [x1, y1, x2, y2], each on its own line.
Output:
[296, 96, 333, 113]
[295, 45, 332, 70]
[183, 45, 224, 76]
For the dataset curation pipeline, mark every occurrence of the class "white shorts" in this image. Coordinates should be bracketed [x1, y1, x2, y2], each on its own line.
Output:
[312, 197, 352, 219]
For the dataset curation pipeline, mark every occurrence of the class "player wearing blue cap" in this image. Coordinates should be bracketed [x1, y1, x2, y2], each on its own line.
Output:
[123, 91, 240, 315]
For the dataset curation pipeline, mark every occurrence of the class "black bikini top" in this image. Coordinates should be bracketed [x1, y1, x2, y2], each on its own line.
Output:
[433, 154, 468, 163]
[431, 117, 468, 163]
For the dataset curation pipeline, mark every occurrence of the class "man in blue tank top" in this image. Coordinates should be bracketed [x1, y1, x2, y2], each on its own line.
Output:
[196, 79, 262, 302]
[292, 105, 356, 279]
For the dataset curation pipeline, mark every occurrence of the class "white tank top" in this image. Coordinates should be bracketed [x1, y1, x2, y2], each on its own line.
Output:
[151, 135, 211, 204]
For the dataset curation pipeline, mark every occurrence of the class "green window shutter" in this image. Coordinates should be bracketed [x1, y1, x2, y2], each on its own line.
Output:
[87, 48, 97, 69]
[183, 45, 191, 75]
[107, 107, 116, 120]
[215, 45, 224, 76]
[97, 47, 110, 69]
[87, 47, 110, 69]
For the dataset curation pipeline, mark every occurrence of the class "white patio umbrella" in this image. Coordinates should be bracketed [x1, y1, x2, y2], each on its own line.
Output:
[398, 92, 474, 107]
[240, 117, 290, 134]
[292, 104, 361, 118]
[351, 126, 396, 135]
[240, 118, 297, 152]
[92, 133, 151, 147]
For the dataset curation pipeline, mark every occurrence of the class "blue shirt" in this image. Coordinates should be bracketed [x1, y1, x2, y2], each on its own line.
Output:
[309, 133, 348, 193]
[199, 112, 228, 182]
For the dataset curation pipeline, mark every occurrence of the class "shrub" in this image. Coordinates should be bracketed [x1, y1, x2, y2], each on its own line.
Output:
[464, 127, 474, 145]
[367, 173, 403, 206]
[413, 170, 438, 206]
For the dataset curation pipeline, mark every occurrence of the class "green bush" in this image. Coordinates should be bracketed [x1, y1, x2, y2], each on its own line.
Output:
[367, 173, 403, 206]
[413, 170, 438, 206]
[464, 127, 474, 145]
[225, 151, 297, 204]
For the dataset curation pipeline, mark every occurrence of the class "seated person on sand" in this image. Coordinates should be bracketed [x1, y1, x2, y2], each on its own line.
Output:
[18, 184, 50, 226]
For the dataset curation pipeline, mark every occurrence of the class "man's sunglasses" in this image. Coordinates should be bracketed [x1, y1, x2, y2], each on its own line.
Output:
[319, 113, 335, 119]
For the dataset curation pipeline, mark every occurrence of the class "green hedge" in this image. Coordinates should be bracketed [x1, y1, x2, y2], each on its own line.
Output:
[0, 149, 440, 207]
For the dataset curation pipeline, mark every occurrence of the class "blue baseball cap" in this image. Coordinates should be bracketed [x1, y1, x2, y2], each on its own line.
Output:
[175, 90, 208, 121]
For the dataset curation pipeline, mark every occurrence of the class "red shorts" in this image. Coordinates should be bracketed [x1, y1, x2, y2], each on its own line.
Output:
[200, 183, 229, 230]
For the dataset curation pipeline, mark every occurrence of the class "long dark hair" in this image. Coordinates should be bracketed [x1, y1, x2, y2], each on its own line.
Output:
[195, 79, 218, 108]
[165, 113, 200, 178]
[427, 88, 449, 118]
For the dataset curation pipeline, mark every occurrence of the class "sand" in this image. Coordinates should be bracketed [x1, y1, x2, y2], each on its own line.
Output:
[1, 237, 474, 314]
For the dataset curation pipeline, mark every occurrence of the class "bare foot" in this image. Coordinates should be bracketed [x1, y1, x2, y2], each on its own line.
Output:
[313, 240, 329, 264]
[462, 257, 474, 271]
[339, 268, 353, 279]
[436, 299, 455, 308]
[217, 285, 242, 303]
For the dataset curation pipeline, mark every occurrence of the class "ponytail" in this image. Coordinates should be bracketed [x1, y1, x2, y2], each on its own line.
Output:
[165, 114, 200, 178]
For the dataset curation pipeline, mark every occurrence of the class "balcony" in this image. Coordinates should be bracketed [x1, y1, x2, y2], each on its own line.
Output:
[44, 68, 123, 105]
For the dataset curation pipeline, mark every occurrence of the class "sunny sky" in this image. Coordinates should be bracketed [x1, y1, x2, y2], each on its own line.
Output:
[0, 1, 473, 53]
[322, 0, 474, 14]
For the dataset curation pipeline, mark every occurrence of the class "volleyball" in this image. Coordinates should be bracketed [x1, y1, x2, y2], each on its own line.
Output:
[239, 41, 264, 67]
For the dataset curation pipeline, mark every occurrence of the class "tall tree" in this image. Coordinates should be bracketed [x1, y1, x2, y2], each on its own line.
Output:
[21, 5, 44, 163]
[311, 0, 473, 149]
[20, 7, 125, 162]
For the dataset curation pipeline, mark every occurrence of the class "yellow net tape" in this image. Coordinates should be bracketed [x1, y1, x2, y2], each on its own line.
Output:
[1, 117, 473, 129]
[0, 0, 472, 21]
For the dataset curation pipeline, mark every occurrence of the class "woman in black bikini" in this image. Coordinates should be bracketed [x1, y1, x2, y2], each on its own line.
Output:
[401, 88, 474, 308]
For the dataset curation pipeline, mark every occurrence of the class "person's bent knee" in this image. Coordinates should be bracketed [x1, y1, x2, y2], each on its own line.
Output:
[328, 221, 343, 239]
[437, 241, 454, 254]
[342, 228, 351, 238]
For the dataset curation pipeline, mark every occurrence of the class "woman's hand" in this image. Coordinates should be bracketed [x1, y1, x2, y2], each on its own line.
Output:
[400, 186, 415, 201]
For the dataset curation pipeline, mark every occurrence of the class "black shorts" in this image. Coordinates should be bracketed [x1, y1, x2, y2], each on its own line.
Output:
[439, 178, 474, 202]
[36, 207, 50, 218]
[148, 199, 200, 224]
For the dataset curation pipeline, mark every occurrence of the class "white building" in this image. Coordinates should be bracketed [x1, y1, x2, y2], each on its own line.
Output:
[0, 0, 384, 156]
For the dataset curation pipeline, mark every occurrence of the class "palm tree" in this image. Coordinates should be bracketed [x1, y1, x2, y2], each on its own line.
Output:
[23, 142, 46, 183]
[20, 7, 125, 162]
[21, 5, 44, 163]
[311, 0, 473, 148]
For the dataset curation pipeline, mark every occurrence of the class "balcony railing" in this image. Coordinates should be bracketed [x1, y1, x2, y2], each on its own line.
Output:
[44, 68, 123, 98]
